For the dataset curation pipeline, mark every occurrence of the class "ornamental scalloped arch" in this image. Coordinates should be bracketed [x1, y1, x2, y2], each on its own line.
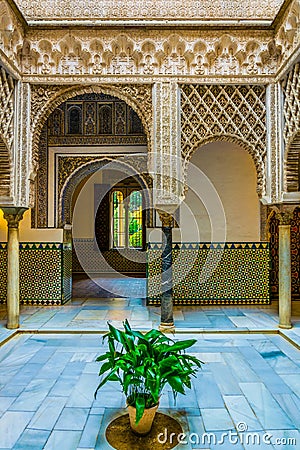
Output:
[284, 131, 300, 192]
[59, 157, 152, 227]
[30, 83, 153, 176]
[182, 134, 265, 197]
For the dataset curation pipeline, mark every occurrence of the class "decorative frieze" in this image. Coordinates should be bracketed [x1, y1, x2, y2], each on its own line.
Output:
[15, 0, 284, 22]
[21, 30, 281, 80]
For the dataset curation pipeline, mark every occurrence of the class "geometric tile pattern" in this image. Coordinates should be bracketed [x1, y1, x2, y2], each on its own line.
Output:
[147, 242, 270, 305]
[0, 243, 71, 305]
[73, 239, 146, 274]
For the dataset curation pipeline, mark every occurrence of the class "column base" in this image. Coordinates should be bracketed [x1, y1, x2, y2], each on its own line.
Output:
[159, 322, 175, 333]
[279, 323, 292, 329]
[6, 323, 19, 330]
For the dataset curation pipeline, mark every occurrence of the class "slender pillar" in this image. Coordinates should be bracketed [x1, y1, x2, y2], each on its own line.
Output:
[2, 207, 27, 329]
[158, 212, 174, 332]
[277, 211, 293, 329]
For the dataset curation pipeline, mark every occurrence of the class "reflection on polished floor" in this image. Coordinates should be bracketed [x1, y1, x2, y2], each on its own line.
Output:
[0, 301, 299, 449]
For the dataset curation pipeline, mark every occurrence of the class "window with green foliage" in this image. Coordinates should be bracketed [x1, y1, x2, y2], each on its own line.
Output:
[112, 189, 143, 248]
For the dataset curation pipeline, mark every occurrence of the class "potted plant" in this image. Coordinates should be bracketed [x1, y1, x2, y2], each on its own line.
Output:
[94, 319, 202, 435]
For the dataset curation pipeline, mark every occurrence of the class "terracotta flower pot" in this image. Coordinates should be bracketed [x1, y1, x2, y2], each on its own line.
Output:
[127, 402, 159, 435]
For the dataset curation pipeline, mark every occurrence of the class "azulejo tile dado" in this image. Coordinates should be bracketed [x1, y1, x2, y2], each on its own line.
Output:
[147, 242, 270, 305]
[0, 242, 71, 306]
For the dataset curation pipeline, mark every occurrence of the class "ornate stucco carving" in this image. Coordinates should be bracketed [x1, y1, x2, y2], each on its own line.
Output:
[0, 0, 24, 71]
[152, 82, 183, 210]
[21, 30, 282, 80]
[0, 65, 15, 199]
[275, 0, 300, 71]
[181, 84, 266, 196]
[30, 83, 153, 178]
[14, 0, 284, 22]
[282, 62, 300, 192]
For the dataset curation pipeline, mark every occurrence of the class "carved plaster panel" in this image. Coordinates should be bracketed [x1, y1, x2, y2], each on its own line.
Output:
[0, 65, 14, 199]
[282, 63, 300, 192]
[21, 30, 281, 80]
[181, 84, 266, 196]
[0, 0, 24, 71]
[275, 0, 300, 70]
[30, 83, 153, 179]
[14, 0, 284, 22]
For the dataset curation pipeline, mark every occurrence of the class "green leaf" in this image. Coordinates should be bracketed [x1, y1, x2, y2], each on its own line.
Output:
[167, 375, 185, 394]
[165, 339, 197, 352]
[99, 361, 112, 375]
[135, 395, 145, 424]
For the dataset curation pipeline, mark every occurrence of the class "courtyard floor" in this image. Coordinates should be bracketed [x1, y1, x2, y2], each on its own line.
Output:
[0, 299, 299, 449]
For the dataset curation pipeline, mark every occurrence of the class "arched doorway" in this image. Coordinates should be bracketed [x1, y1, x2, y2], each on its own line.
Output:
[32, 92, 151, 299]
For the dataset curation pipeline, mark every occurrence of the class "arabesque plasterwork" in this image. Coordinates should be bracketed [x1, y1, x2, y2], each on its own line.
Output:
[181, 84, 266, 196]
[275, 0, 300, 73]
[0, 0, 300, 210]
[282, 62, 300, 192]
[21, 30, 281, 81]
[0, 0, 24, 73]
[30, 83, 153, 176]
[0, 65, 15, 199]
[14, 0, 284, 22]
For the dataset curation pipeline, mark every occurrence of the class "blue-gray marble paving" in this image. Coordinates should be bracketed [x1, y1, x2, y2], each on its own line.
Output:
[0, 298, 299, 450]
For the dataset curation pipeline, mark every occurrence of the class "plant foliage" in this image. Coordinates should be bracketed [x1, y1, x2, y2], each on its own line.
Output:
[95, 320, 203, 424]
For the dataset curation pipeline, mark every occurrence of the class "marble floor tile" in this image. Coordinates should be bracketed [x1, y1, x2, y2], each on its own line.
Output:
[239, 382, 295, 430]
[223, 395, 263, 431]
[54, 407, 89, 431]
[13, 429, 50, 450]
[43, 430, 82, 450]
[201, 408, 235, 431]
[0, 411, 33, 448]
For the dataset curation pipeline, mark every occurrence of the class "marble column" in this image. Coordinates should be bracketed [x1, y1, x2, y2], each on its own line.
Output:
[276, 211, 293, 329]
[2, 207, 27, 329]
[158, 212, 174, 332]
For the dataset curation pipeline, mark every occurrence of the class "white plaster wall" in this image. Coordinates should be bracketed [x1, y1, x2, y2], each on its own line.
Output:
[72, 170, 104, 238]
[174, 141, 260, 242]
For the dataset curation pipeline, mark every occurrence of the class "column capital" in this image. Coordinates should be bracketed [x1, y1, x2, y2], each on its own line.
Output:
[276, 212, 293, 226]
[157, 210, 173, 227]
[271, 204, 295, 225]
[2, 207, 28, 228]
